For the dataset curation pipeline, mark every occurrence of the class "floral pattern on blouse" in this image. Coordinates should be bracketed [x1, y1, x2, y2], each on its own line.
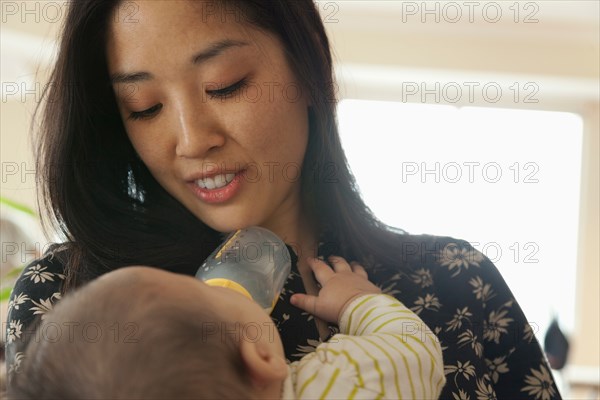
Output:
[5, 235, 562, 399]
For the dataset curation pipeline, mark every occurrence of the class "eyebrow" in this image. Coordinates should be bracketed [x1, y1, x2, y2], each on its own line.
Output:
[109, 39, 250, 85]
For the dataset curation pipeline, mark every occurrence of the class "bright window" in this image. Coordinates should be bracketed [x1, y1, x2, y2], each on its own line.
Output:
[337, 99, 583, 340]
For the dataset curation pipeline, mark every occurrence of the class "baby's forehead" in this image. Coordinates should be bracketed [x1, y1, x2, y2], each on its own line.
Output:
[43, 267, 215, 335]
[103, 265, 171, 280]
[83, 267, 200, 304]
[96, 266, 184, 287]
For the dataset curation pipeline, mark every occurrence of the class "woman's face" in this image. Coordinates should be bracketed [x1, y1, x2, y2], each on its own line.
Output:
[106, 1, 310, 233]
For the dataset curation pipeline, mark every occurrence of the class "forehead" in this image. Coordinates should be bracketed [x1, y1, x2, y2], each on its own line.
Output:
[108, 1, 251, 54]
[96, 266, 198, 295]
[105, 1, 288, 82]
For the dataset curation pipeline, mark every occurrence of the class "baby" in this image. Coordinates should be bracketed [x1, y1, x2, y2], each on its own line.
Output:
[8, 256, 446, 399]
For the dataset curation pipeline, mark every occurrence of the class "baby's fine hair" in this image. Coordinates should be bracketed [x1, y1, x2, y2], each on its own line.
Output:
[8, 269, 254, 400]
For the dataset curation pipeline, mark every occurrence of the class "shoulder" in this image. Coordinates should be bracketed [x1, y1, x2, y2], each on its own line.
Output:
[366, 232, 494, 296]
[366, 232, 482, 271]
[369, 231, 516, 322]
[368, 233, 560, 398]
[397, 232, 483, 271]
[6, 242, 69, 326]
[8, 242, 69, 299]
[5, 243, 69, 376]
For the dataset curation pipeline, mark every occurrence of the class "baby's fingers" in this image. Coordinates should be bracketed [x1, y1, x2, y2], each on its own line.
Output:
[329, 256, 352, 273]
[350, 261, 368, 279]
[290, 293, 317, 315]
[307, 257, 335, 284]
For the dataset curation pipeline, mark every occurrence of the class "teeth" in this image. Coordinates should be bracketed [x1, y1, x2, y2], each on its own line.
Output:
[214, 174, 225, 188]
[196, 173, 236, 190]
[205, 177, 216, 189]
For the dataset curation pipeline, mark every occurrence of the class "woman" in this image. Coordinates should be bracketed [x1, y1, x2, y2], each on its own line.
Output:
[5, 1, 560, 398]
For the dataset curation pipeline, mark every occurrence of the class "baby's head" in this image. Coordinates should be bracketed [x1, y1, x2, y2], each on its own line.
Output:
[8, 267, 288, 399]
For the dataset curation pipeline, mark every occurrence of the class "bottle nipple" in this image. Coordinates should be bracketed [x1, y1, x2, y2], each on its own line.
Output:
[204, 278, 253, 300]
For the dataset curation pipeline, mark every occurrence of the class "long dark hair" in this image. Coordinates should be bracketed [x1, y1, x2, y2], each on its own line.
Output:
[36, 0, 406, 293]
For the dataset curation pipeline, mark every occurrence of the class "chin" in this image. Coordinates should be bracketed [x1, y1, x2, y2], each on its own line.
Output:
[200, 211, 264, 234]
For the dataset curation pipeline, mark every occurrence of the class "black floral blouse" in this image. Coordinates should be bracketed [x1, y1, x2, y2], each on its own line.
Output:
[5, 234, 561, 399]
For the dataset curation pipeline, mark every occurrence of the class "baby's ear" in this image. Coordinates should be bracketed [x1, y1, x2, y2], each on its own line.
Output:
[239, 339, 288, 388]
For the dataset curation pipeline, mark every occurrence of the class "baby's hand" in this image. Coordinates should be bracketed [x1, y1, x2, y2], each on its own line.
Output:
[290, 256, 381, 323]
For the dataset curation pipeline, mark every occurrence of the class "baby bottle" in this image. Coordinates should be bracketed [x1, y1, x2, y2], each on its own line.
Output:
[195, 226, 291, 314]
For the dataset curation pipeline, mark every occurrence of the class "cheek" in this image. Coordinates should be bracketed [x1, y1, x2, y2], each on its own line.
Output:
[126, 129, 171, 176]
[276, 102, 310, 165]
[128, 135, 152, 164]
[240, 99, 309, 164]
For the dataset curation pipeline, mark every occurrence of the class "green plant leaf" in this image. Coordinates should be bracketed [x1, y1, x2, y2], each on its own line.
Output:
[0, 196, 37, 216]
[0, 286, 14, 302]
[4, 264, 25, 279]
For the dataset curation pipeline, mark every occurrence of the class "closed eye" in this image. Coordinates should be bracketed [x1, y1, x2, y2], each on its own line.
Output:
[126, 78, 247, 121]
[206, 78, 248, 100]
[128, 104, 163, 121]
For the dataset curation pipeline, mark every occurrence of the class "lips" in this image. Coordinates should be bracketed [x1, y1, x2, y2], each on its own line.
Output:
[195, 173, 236, 189]
[187, 170, 245, 204]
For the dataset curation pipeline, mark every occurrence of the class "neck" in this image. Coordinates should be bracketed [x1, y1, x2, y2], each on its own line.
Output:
[260, 196, 318, 262]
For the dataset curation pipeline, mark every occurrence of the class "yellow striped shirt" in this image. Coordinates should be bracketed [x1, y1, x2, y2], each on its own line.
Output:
[282, 294, 446, 399]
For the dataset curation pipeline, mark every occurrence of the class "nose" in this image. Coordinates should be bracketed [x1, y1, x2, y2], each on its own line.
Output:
[173, 98, 226, 158]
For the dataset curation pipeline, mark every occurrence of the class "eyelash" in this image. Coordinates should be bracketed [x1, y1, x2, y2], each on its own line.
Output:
[128, 104, 163, 121]
[206, 78, 248, 100]
[127, 78, 248, 121]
